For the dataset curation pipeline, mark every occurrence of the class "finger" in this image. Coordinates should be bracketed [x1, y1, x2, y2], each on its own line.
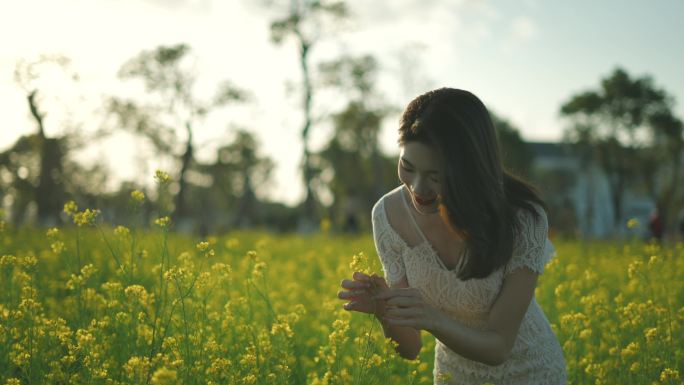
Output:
[343, 301, 361, 311]
[337, 290, 366, 300]
[353, 271, 371, 282]
[341, 279, 370, 290]
[370, 275, 388, 288]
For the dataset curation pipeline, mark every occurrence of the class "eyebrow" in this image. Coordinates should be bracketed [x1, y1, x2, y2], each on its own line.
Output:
[401, 157, 439, 174]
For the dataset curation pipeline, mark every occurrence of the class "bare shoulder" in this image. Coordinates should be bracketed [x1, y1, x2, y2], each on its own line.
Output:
[379, 186, 403, 226]
[377, 186, 422, 247]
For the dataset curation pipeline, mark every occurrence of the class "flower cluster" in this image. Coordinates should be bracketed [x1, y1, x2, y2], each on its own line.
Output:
[0, 200, 681, 385]
[154, 170, 171, 184]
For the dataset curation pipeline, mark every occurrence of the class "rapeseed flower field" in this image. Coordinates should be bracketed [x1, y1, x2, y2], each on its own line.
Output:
[0, 180, 682, 384]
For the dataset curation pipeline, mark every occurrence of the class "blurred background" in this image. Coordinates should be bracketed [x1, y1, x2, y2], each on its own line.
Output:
[1, 0, 683, 240]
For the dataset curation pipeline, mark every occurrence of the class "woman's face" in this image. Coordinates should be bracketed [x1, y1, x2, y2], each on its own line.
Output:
[398, 141, 442, 215]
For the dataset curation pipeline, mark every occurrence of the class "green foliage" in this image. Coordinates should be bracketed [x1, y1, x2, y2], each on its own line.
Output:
[0, 215, 683, 384]
[314, 53, 397, 232]
[490, 112, 535, 178]
[560, 67, 684, 232]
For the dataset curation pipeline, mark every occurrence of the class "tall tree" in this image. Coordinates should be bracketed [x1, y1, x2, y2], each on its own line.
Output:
[490, 113, 535, 178]
[267, 0, 348, 232]
[560, 67, 676, 234]
[211, 129, 274, 228]
[109, 44, 246, 227]
[11, 55, 89, 225]
[315, 53, 397, 231]
[645, 110, 684, 229]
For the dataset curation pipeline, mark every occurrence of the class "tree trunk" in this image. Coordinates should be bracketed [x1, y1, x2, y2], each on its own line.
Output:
[28, 90, 63, 226]
[233, 173, 258, 228]
[173, 122, 194, 222]
[297, 34, 318, 232]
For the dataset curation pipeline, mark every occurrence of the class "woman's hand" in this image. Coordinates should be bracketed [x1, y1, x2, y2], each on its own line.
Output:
[338, 272, 389, 317]
[372, 287, 444, 331]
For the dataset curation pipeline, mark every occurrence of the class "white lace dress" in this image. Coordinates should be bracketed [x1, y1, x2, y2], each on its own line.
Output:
[371, 186, 567, 385]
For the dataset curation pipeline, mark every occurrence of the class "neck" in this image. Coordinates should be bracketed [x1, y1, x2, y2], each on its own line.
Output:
[402, 185, 439, 217]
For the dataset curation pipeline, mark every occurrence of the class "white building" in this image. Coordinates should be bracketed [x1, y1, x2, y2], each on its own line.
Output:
[528, 142, 655, 239]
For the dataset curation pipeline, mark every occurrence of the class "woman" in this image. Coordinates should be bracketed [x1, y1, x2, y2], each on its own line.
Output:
[338, 88, 567, 384]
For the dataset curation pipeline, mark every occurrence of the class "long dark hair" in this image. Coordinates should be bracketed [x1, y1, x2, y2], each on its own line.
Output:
[398, 87, 546, 280]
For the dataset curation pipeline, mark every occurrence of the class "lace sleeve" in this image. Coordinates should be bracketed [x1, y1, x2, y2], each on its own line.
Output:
[503, 202, 556, 277]
[371, 199, 407, 286]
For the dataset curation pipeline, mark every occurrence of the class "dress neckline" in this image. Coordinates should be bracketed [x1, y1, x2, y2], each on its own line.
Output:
[398, 186, 465, 272]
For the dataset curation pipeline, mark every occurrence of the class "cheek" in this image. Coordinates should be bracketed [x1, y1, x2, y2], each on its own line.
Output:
[398, 168, 411, 185]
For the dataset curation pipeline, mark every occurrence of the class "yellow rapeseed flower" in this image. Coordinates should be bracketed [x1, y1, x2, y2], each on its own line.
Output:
[154, 170, 171, 184]
[63, 201, 78, 216]
[151, 367, 177, 385]
[271, 319, 294, 338]
[51, 241, 65, 254]
[242, 374, 257, 384]
[115, 312, 131, 325]
[20, 255, 37, 268]
[46, 227, 60, 238]
[124, 356, 151, 380]
[660, 368, 680, 382]
[648, 255, 661, 268]
[626, 218, 639, 229]
[114, 225, 130, 236]
[163, 267, 189, 282]
[124, 285, 149, 304]
[349, 252, 371, 275]
[0, 255, 17, 267]
[154, 216, 171, 228]
[366, 354, 383, 368]
[252, 261, 267, 279]
[627, 260, 643, 279]
[620, 341, 639, 360]
[579, 328, 592, 340]
[130, 190, 145, 202]
[73, 208, 100, 227]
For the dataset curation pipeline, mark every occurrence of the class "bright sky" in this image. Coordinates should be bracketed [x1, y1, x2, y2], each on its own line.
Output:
[1, 0, 683, 206]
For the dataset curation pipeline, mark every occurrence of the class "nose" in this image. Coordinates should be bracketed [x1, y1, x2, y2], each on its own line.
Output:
[410, 176, 432, 197]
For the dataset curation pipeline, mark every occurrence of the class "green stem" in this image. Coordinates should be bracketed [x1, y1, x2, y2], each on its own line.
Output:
[175, 278, 194, 384]
[96, 225, 126, 279]
[76, 228, 83, 328]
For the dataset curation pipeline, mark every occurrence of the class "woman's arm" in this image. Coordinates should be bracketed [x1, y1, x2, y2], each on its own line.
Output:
[372, 275, 422, 360]
[340, 272, 422, 360]
[375, 267, 538, 366]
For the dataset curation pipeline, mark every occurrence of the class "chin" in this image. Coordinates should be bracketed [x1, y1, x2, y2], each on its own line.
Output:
[415, 202, 439, 214]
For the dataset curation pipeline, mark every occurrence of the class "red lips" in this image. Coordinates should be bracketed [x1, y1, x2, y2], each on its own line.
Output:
[414, 195, 436, 205]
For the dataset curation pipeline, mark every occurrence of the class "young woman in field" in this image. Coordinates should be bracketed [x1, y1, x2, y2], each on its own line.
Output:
[338, 88, 567, 384]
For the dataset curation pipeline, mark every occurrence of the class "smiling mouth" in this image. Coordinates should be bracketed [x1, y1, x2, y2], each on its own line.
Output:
[414, 195, 436, 206]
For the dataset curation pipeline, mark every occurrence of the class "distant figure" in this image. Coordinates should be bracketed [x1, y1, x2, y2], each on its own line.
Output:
[342, 194, 361, 234]
[649, 208, 664, 242]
